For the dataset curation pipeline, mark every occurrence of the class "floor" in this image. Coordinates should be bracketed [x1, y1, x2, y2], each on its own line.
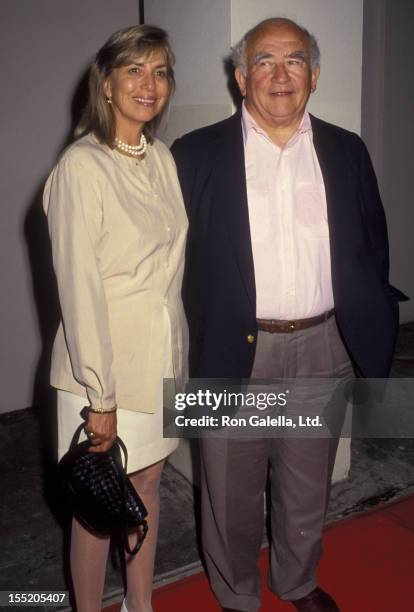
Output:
[109, 493, 414, 612]
[0, 323, 413, 611]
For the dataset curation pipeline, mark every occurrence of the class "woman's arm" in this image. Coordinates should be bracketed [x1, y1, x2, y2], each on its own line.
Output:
[44, 153, 117, 447]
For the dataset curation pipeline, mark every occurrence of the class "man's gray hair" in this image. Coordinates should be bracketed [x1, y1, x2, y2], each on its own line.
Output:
[231, 18, 320, 75]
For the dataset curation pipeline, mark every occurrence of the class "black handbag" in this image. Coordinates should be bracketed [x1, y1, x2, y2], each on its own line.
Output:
[59, 412, 148, 555]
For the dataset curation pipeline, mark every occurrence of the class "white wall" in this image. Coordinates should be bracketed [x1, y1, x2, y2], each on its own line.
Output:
[0, 0, 139, 414]
[145, 0, 232, 143]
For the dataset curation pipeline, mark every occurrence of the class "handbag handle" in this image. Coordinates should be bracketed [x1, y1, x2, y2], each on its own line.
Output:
[76, 407, 129, 472]
[112, 441, 148, 555]
[74, 408, 146, 554]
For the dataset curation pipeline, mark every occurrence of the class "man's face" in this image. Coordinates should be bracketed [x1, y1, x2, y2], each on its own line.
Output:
[235, 22, 320, 134]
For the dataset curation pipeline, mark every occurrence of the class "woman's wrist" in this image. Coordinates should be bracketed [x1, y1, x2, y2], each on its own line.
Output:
[87, 405, 117, 414]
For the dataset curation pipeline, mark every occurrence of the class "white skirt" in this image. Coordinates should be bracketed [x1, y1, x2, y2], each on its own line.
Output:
[57, 310, 179, 473]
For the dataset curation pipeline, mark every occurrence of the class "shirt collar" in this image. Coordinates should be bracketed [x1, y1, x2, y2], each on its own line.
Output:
[241, 100, 312, 147]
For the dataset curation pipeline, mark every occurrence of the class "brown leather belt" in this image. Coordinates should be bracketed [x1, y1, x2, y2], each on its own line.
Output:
[257, 309, 335, 333]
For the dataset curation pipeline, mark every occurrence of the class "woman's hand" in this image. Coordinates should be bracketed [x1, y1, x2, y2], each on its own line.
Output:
[86, 410, 117, 453]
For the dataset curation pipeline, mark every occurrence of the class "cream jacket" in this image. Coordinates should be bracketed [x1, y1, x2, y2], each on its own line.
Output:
[43, 134, 188, 413]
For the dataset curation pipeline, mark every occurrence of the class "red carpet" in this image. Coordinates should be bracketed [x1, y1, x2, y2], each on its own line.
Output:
[105, 493, 414, 611]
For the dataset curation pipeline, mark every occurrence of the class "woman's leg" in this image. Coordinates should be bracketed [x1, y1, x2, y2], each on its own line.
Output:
[124, 459, 165, 612]
[58, 391, 111, 611]
[70, 517, 110, 612]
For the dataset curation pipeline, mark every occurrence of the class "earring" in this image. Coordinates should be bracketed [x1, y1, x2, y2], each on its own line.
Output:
[106, 96, 112, 104]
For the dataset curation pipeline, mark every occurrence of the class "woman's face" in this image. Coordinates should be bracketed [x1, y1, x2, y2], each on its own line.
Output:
[104, 50, 169, 137]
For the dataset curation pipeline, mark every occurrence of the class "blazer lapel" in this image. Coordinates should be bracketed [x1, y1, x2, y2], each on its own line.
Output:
[214, 113, 256, 313]
[311, 115, 351, 273]
[311, 115, 347, 222]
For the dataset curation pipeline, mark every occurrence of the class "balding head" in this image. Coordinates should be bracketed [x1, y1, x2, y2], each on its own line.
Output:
[232, 18, 320, 76]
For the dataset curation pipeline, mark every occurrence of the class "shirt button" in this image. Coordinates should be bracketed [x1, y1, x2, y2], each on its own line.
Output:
[246, 334, 255, 344]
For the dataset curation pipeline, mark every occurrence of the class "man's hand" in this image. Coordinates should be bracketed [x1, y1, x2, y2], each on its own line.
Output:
[86, 410, 117, 453]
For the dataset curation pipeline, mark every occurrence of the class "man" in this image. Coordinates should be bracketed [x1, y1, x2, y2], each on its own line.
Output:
[171, 18, 406, 612]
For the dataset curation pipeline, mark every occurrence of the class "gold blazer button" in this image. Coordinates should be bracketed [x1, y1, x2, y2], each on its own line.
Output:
[246, 334, 255, 344]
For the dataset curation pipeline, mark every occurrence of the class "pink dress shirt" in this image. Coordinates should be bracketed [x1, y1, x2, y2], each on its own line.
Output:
[242, 103, 335, 320]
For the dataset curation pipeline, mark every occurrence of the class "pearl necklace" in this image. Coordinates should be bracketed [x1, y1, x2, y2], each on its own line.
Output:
[114, 133, 147, 157]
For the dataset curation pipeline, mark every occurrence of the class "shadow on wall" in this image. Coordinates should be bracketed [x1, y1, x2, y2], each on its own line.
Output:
[224, 55, 243, 110]
[23, 66, 90, 525]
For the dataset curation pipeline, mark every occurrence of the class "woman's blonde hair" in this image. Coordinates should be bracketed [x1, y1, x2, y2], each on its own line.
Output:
[75, 24, 175, 145]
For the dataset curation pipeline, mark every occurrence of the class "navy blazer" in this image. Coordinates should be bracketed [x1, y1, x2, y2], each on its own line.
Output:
[171, 111, 407, 379]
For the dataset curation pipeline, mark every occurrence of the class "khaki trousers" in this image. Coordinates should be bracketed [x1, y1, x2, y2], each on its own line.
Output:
[200, 316, 354, 612]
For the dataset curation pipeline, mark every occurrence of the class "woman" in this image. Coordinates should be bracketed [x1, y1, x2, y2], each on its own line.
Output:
[43, 25, 188, 612]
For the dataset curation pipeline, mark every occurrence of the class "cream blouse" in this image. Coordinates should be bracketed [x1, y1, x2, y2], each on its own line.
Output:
[43, 133, 188, 413]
